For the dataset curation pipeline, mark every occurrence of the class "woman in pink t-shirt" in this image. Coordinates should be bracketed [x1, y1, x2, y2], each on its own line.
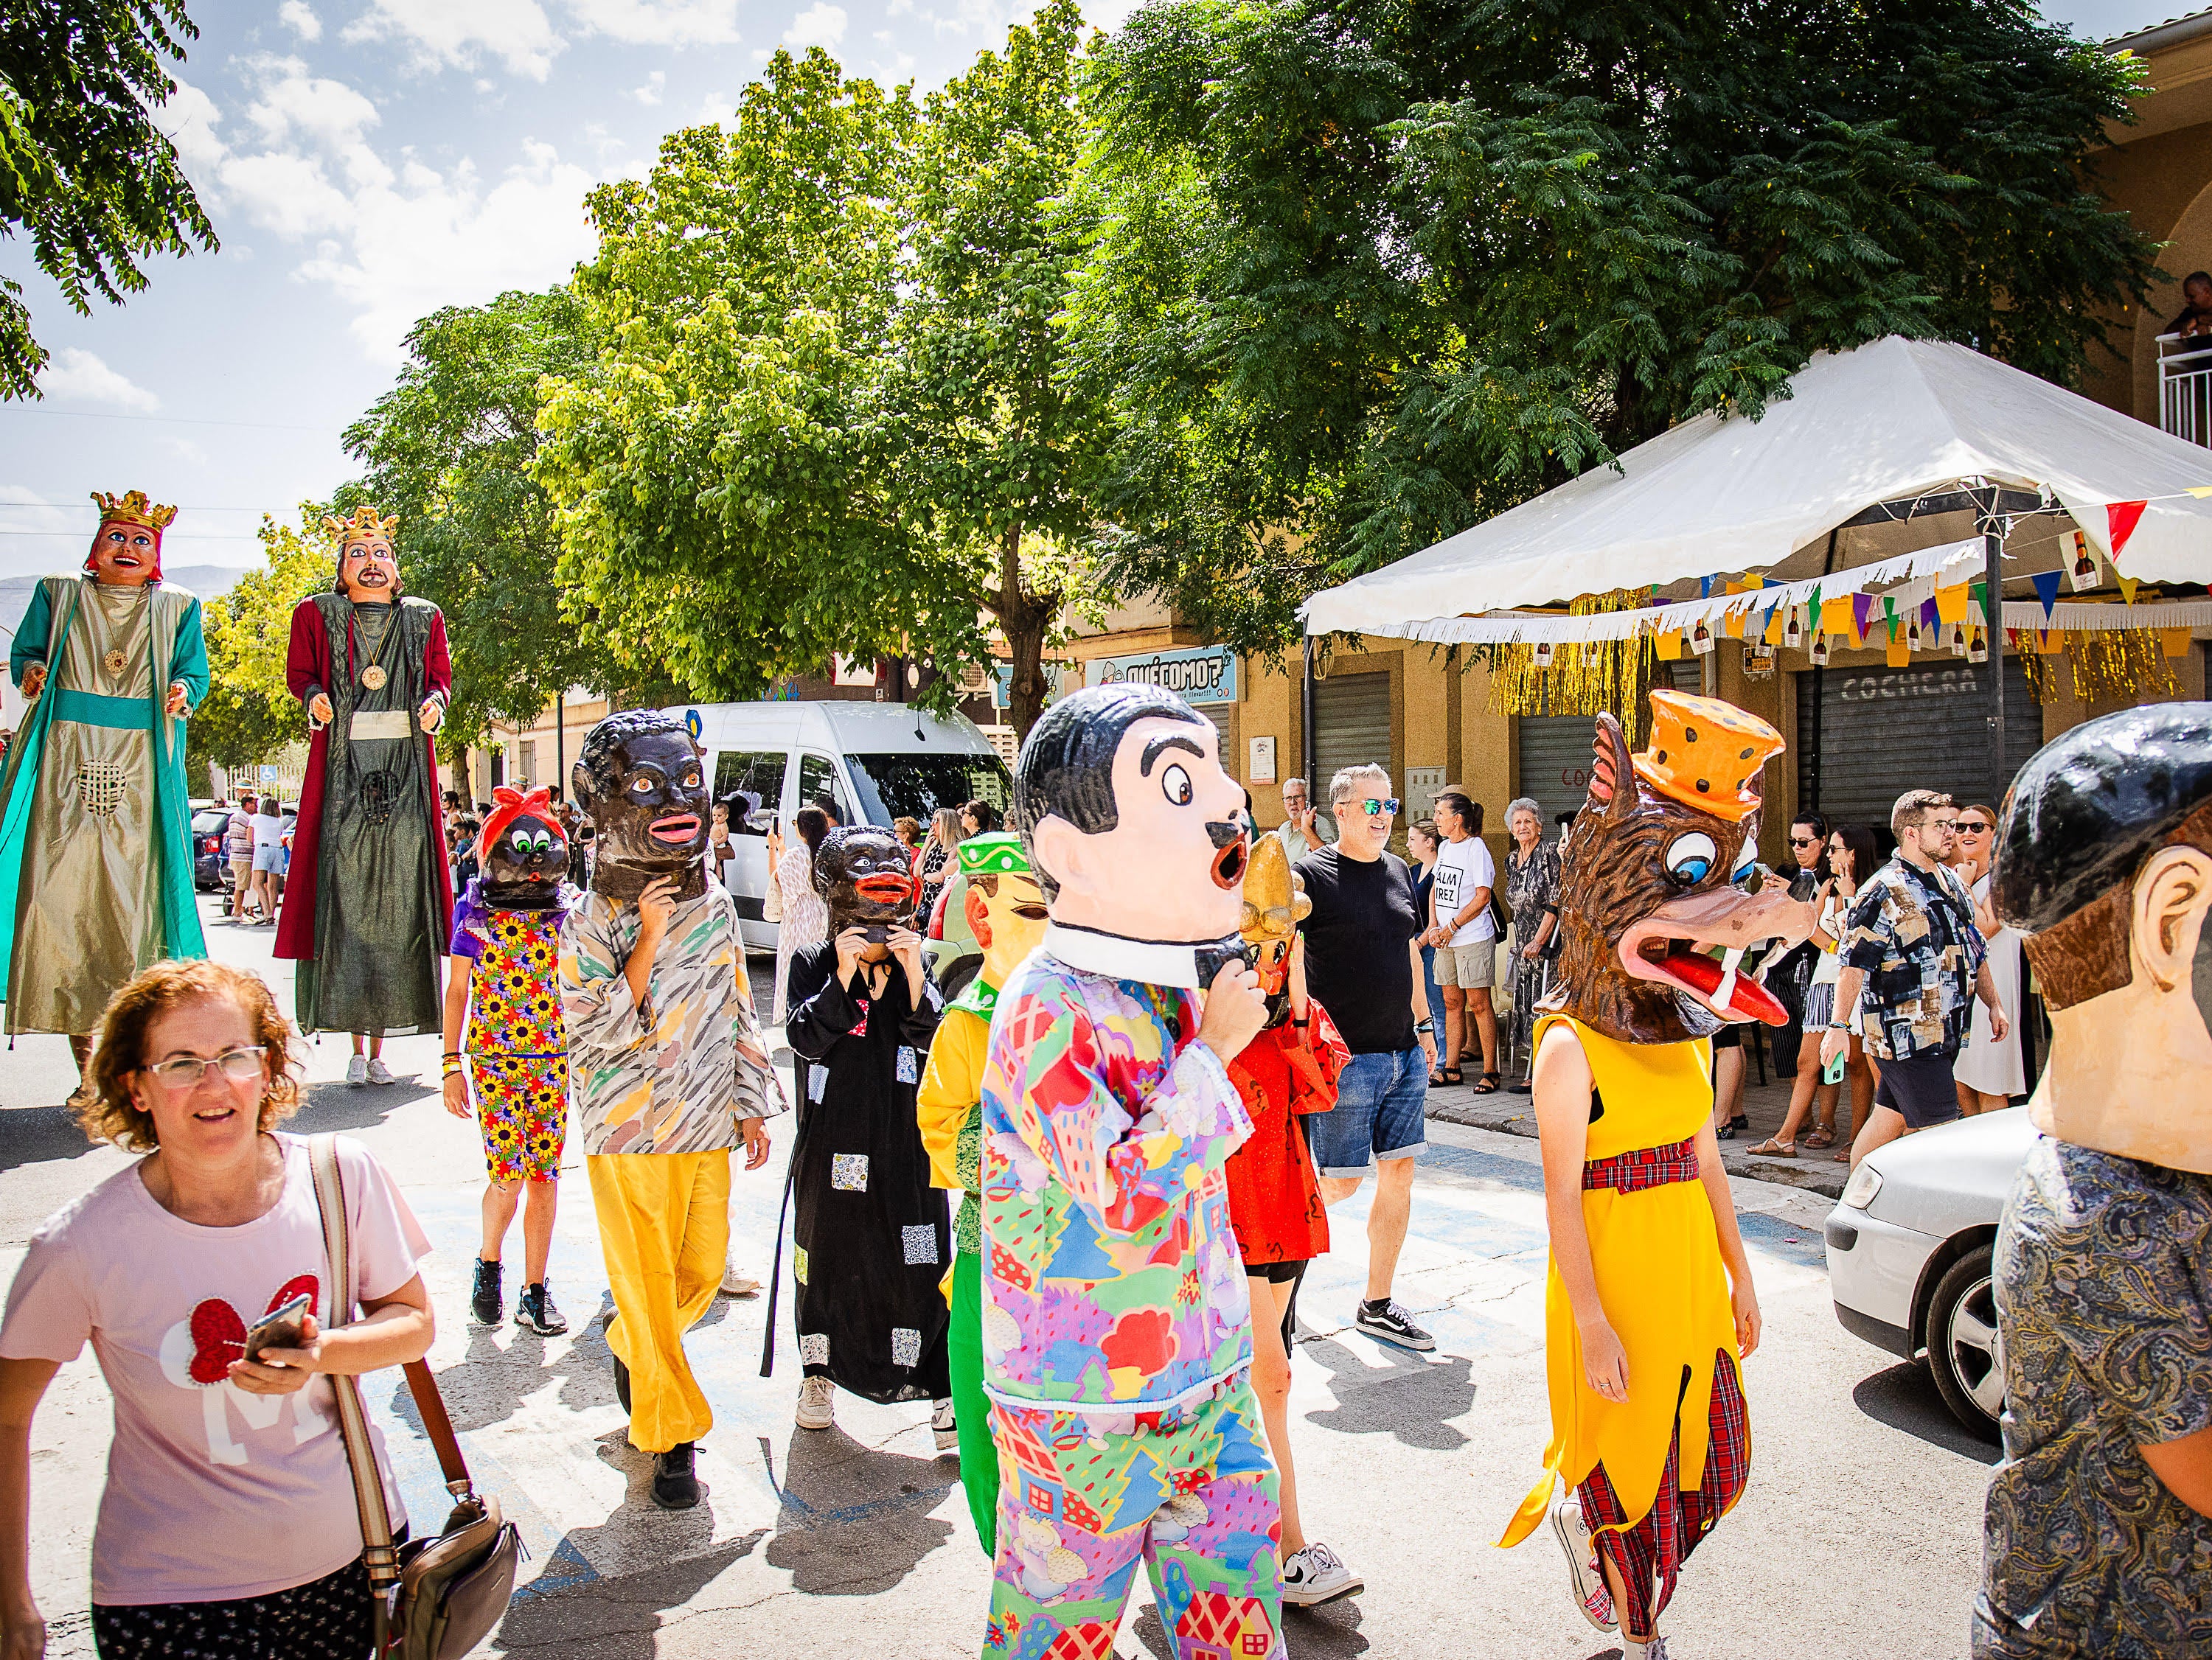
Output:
[0, 960, 434, 1659]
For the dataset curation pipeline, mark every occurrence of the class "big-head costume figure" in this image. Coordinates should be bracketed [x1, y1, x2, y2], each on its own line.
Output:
[561, 710, 783, 1509]
[0, 492, 208, 1075]
[916, 830, 1049, 1554]
[1974, 704, 2212, 1660]
[781, 823, 950, 1420]
[276, 508, 454, 1043]
[977, 683, 1282, 1660]
[1500, 689, 1809, 1654]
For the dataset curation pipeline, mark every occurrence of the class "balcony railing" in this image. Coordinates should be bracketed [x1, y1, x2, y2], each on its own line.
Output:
[2160, 331, 2212, 447]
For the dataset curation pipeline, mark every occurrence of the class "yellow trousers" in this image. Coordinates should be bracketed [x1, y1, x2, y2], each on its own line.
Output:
[586, 1151, 731, 1454]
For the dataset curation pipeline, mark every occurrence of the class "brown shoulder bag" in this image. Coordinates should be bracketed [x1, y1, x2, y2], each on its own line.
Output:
[310, 1133, 523, 1659]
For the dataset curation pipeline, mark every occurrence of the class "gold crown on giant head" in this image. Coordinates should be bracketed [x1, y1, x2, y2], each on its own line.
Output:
[324, 506, 399, 549]
[90, 490, 178, 537]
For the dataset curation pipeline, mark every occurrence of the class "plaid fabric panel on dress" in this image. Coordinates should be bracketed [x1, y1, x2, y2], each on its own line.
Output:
[1582, 1137, 1702, 1193]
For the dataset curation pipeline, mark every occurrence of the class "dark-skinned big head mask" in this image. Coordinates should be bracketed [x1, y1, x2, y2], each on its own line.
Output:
[571, 711, 710, 904]
[476, 787, 571, 912]
[814, 823, 920, 941]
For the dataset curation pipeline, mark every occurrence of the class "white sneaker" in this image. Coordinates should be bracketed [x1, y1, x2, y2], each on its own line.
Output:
[1279, 1541, 1363, 1606]
[364, 1058, 394, 1086]
[931, 1397, 958, 1452]
[346, 1055, 368, 1087]
[796, 1375, 835, 1430]
[720, 1258, 762, 1297]
[1624, 1639, 1668, 1660]
[1550, 1495, 1616, 1632]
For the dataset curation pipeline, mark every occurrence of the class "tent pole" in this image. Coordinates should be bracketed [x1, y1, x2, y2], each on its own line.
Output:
[1975, 487, 2007, 796]
[1301, 635, 1316, 790]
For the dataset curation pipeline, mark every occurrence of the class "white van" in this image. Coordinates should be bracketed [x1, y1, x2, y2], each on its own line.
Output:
[673, 700, 1011, 951]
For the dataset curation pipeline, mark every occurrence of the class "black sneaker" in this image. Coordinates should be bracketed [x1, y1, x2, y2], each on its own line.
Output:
[470, 1258, 503, 1326]
[1354, 1298, 1436, 1353]
[515, 1281, 568, 1336]
[651, 1442, 700, 1509]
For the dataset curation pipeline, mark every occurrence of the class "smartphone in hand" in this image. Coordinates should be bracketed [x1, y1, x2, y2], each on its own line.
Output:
[243, 1292, 313, 1365]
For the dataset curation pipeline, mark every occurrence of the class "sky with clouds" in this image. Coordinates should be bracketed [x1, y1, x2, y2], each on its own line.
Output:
[0, 0, 2182, 582]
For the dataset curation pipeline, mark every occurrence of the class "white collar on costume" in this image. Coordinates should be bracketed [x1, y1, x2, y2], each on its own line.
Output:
[1040, 921, 1237, 991]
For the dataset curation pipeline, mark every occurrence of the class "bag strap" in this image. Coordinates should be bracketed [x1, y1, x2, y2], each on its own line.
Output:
[308, 1134, 401, 1597]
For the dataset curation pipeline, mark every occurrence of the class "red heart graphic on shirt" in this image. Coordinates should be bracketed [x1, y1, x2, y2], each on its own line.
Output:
[184, 1277, 321, 1385]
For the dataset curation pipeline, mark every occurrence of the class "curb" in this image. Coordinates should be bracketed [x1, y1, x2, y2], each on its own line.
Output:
[1425, 1095, 1846, 1202]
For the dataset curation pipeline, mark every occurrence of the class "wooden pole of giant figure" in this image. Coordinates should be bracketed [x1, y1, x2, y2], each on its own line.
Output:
[1974, 704, 2212, 1660]
[274, 508, 454, 1080]
[0, 492, 208, 1103]
[1500, 690, 1815, 1660]
[978, 682, 1281, 1660]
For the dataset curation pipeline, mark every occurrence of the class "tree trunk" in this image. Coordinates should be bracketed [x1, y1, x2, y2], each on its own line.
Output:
[992, 523, 1055, 743]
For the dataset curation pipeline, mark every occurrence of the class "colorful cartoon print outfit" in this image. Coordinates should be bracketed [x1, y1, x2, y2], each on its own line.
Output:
[1499, 1014, 1749, 1637]
[979, 932, 1279, 1659]
[451, 879, 574, 1184]
[985, 1374, 1283, 1660]
[784, 941, 951, 1404]
[1222, 1007, 1347, 1265]
[917, 982, 1000, 1552]
[1974, 1139, 2212, 1659]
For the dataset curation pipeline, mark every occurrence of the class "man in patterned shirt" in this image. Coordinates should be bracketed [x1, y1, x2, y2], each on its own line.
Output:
[1821, 788, 2006, 1168]
[563, 711, 785, 1510]
[978, 683, 1277, 1660]
[1975, 705, 2212, 1659]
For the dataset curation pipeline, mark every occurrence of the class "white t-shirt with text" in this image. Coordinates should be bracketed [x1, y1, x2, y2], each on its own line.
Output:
[1431, 834, 1498, 946]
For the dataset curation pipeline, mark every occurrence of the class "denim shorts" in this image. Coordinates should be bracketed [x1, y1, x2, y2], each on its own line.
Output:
[1309, 1046, 1428, 1177]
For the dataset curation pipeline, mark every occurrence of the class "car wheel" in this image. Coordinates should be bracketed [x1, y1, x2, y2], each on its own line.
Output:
[1925, 1246, 2003, 1437]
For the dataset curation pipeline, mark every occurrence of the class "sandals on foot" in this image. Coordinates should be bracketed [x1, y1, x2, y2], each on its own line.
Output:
[1715, 1114, 1750, 1140]
[1804, 1127, 1836, 1149]
[1471, 1072, 1503, 1095]
[1746, 1137, 1796, 1157]
[1430, 1068, 1458, 1087]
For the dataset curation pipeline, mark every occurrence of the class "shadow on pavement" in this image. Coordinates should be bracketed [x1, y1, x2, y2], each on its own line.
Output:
[489, 1437, 769, 1656]
[0, 1103, 102, 1176]
[1297, 1336, 1475, 1452]
[1127, 1594, 1374, 1658]
[285, 1075, 439, 1137]
[762, 1421, 956, 1594]
[1851, 1361, 2000, 1464]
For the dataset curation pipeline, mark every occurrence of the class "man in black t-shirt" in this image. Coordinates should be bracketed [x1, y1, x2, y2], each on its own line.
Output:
[1297, 763, 1441, 1352]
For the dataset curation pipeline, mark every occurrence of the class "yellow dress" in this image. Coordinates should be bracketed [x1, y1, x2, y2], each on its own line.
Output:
[1498, 1012, 1745, 1549]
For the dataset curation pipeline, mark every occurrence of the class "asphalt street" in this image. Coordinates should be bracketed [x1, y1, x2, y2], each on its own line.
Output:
[0, 893, 2002, 1658]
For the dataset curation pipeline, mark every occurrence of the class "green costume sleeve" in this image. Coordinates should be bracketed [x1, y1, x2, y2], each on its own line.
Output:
[10, 582, 51, 684]
[169, 596, 209, 705]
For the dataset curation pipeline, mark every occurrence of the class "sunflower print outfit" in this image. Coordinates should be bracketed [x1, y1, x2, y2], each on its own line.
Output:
[451, 879, 574, 1184]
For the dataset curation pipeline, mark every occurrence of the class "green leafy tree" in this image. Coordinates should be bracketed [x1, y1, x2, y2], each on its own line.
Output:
[0, 0, 218, 400]
[1064, 0, 2158, 654]
[188, 507, 327, 776]
[342, 287, 624, 750]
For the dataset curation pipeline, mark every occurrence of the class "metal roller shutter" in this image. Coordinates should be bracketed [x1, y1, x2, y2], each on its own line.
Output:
[1514, 666, 1703, 820]
[1310, 672, 1393, 798]
[1797, 658, 2041, 834]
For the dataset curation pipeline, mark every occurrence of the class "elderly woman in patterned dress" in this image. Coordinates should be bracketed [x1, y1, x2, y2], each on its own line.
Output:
[1503, 796, 1562, 1092]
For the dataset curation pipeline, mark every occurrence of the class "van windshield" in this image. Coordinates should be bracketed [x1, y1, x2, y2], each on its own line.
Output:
[846, 753, 1011, 828]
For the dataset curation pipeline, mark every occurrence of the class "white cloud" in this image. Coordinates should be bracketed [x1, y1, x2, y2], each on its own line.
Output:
[278, 0, 323, 40]
[151, 62, 599, 364]
[783, 1, 846, 46]
[565, 0, 742, 46]
[343, 0, 565, 80]
[40, 349, 161, 414]
[159, 80, 228, 175]
[164, 436, 211, 467]
[633, 69, 667, 104]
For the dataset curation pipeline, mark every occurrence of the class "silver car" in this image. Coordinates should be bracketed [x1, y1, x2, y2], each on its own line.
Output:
[1823, 1106, 2039, 1436]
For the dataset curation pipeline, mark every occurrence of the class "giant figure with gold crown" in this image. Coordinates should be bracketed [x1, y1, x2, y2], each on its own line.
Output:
[1500, 690, 1815, 1660]
[0, 492, 208, 1092]
[275, 507, 453, 1071]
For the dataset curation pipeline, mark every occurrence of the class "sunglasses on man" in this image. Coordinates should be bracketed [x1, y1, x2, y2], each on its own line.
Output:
[1353, 798, 1401, 817]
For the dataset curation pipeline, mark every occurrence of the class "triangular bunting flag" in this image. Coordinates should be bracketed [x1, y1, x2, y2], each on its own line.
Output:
[1852, 593, 1875, 641]
[2188, 486, 2212, 499]
[1806, 586, 1823, 635]
[1699, 575, 1714, 599]
[2031, 570, 2062, 618]
[2119, 574, 2140, 606]
[2108, 500, 2148, 557]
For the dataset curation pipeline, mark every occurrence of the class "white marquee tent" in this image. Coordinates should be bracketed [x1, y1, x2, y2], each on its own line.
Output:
[1300, 336, 2212, 642]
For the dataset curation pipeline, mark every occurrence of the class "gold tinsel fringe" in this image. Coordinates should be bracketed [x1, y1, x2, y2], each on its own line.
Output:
[2019, 629, 2179, 707]
[1486, 590, 1656, 742]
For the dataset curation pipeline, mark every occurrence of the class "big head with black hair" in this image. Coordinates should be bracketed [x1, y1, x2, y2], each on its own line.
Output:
[1010, 683, 1249, 944]
[1994, 701, 2212, 1172]
[571, 709, 710, 904]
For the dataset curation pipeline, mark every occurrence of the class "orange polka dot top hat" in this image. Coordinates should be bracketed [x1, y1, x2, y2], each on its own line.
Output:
[1633, 689, 1783, 825]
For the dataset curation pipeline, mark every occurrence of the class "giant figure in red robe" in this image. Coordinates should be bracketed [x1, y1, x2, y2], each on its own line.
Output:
[276, 507, 454, 1073]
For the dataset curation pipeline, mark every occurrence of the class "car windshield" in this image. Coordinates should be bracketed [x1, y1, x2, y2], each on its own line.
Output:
[846, 752, 1010, 828]
[192, 811, 231, 833]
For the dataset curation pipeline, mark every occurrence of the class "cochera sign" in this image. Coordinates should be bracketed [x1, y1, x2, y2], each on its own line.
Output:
[1085, 645, 1239, 705]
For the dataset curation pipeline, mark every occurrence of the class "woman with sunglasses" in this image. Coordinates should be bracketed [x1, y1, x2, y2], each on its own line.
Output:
[1949, 803, 2024, 1115]
[1748, 820, 1843, 1157]
[0, 960, 433, 1659]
